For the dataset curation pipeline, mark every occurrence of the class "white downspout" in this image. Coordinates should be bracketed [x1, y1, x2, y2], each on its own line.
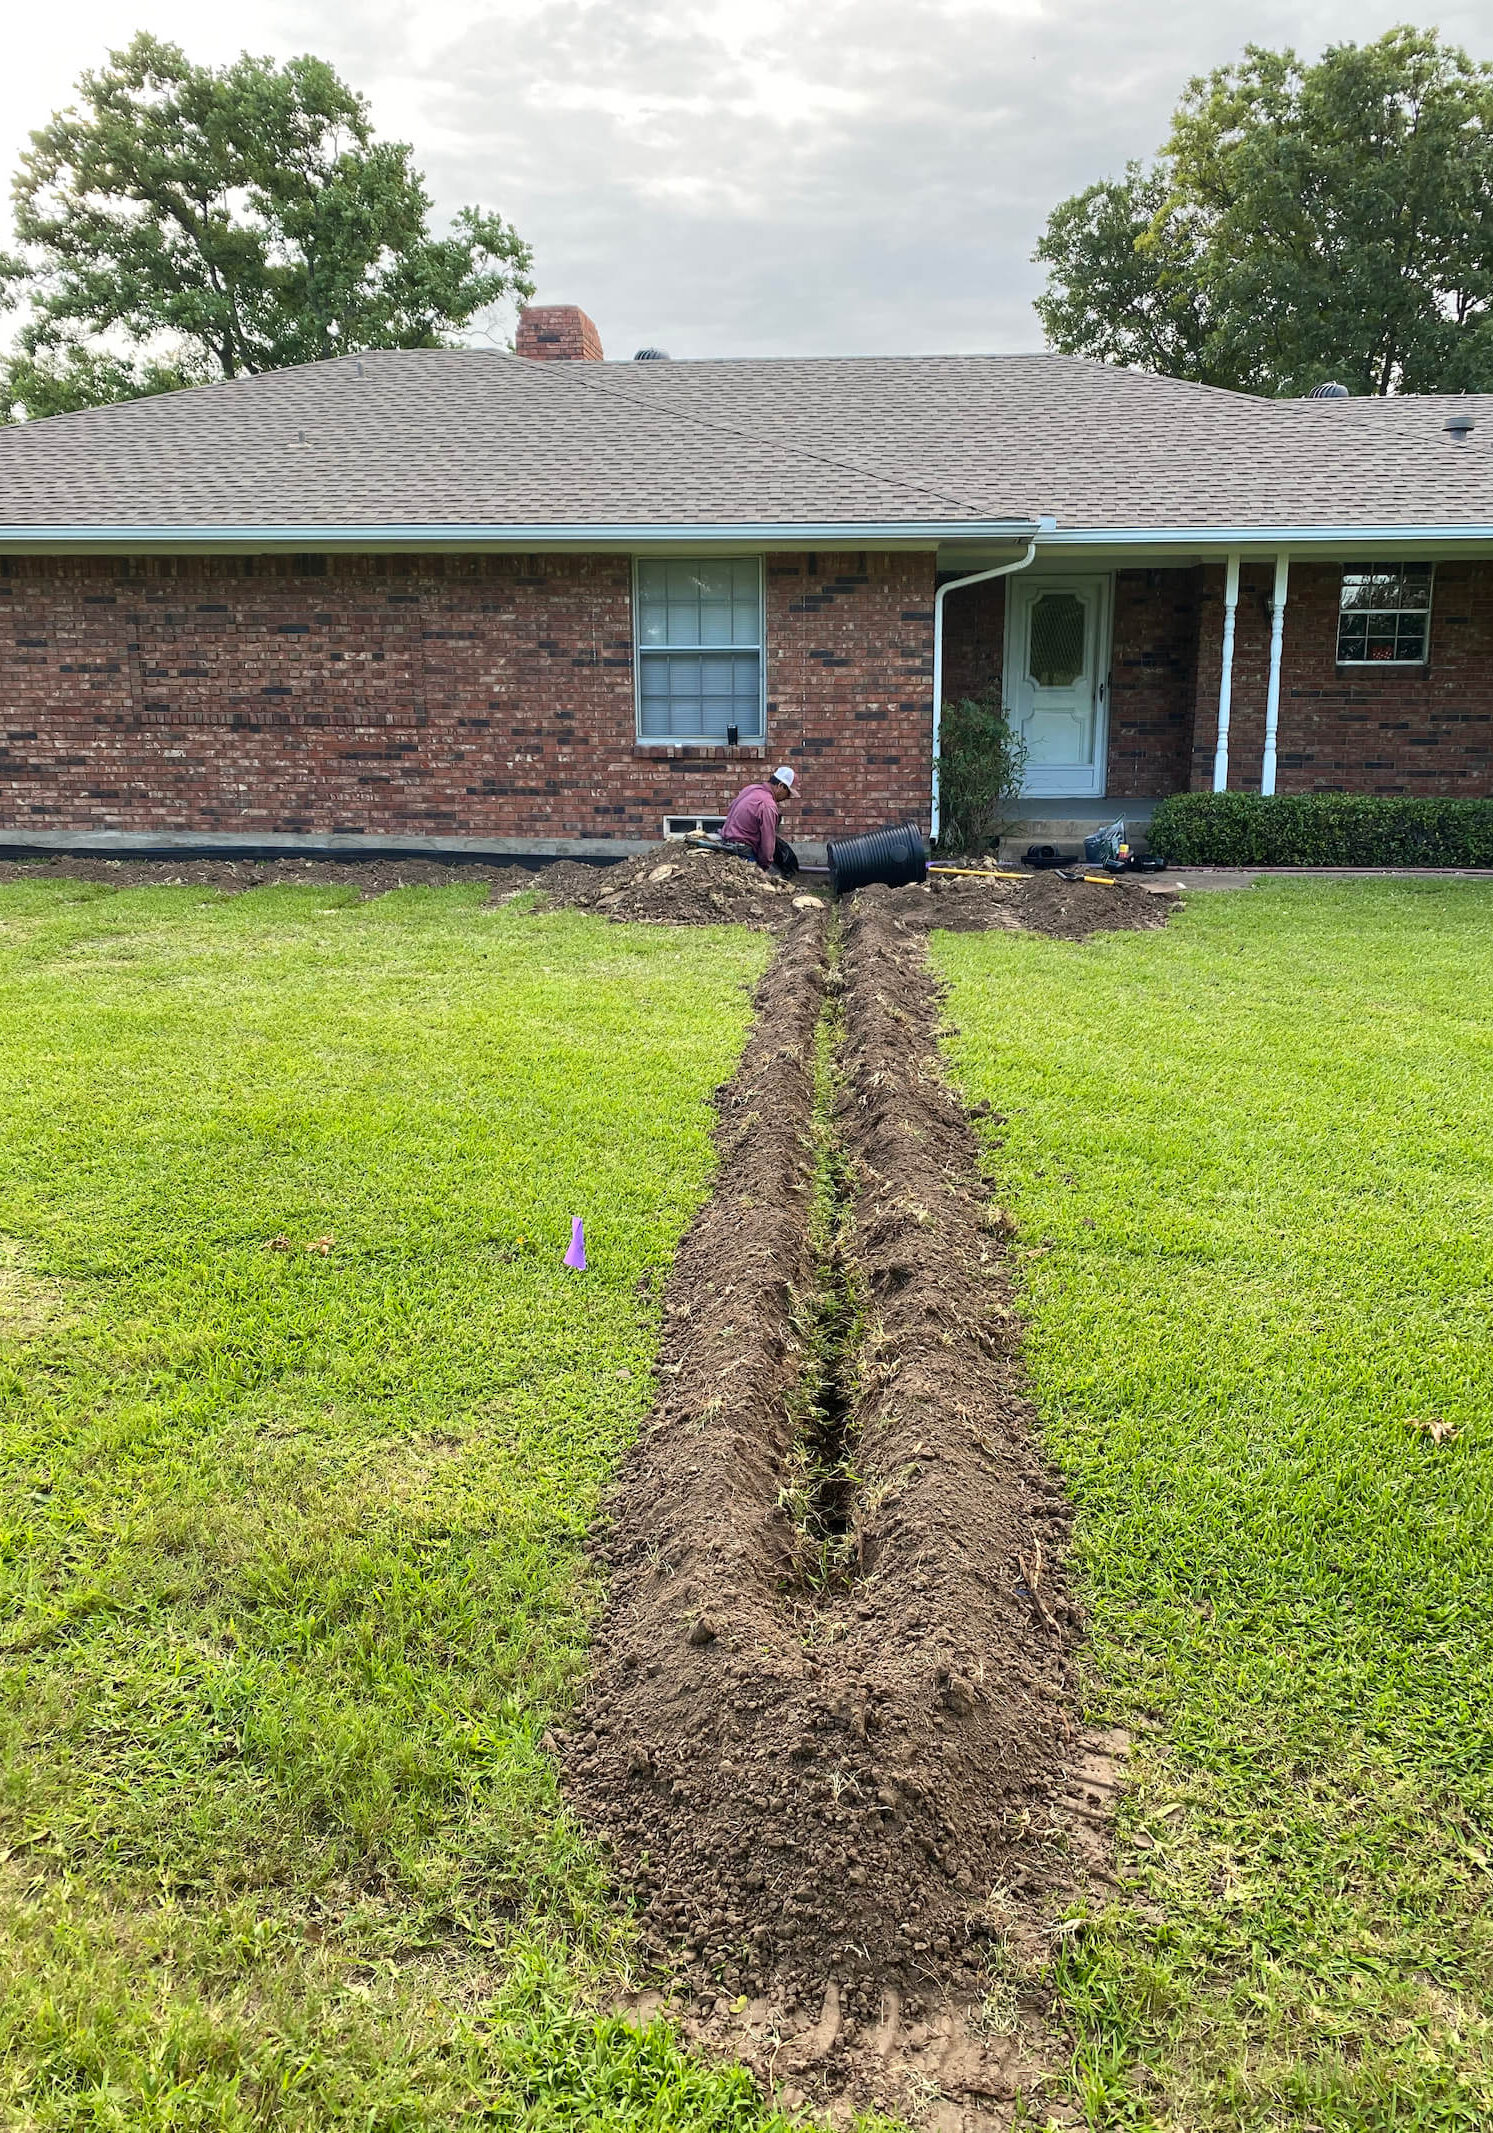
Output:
[1212, 552, 1240, 792]
[930, 533, 1043, 842]
[1260, 552, 1289, 797]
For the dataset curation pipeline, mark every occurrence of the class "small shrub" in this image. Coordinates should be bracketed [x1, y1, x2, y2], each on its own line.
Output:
[935, 690, 1028, 856]
[1150, 792, 1493, 868]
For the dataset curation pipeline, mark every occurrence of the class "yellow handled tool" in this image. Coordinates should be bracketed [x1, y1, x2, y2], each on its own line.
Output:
[927, 865, 1029, 880]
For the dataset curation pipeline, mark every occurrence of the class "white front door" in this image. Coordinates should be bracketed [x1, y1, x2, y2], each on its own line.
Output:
[1005, 575, 1112, 797]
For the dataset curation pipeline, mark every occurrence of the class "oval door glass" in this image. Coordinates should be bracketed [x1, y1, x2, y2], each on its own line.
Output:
[1029, 593, 1085, 687]
[1021, 586, 1096, 768]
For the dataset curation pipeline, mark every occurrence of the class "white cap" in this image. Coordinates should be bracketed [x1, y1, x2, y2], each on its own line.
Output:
[772, 764, 796, 789]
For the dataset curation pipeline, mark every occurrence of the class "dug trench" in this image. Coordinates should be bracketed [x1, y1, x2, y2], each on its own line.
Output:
[559, 896, 1125, 2124]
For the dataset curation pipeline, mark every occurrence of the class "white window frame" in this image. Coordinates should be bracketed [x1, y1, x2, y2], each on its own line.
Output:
[632, 554, 767, 745]
[1336, 563, 1434, 668]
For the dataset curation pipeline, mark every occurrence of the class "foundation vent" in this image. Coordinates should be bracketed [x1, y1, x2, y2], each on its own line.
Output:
[663, 814, 726, 838]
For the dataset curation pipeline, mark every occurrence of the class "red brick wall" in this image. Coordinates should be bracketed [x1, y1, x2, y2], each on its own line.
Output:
[1190, 563, 1225, 788]
[13, 549, 1482, 839]
[767, 553, 935, 841]
[0, 550, 937, 843]
[941, 577, 1005, 703]
[1273, 560, 1493, 794]
[1108, 568, 1201, 796]
[1191, 560, 1493, 795]
[1189, 562, 1276, 791]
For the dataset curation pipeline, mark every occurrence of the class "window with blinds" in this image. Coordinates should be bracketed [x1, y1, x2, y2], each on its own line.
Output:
[634, 558, 765, 741]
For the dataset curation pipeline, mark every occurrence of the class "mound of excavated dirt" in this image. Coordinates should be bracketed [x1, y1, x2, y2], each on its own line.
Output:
[0, 850, 1172, 945]
[562, 901, 1096, 2119]
[868, 867, 1178, 939]
[533, 846, 808, 929]
[0, 855, 533, 899]
[0, 847, 800, 921]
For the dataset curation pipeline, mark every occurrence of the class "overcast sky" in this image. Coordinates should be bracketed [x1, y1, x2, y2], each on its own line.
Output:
[5, 2, 1492, 362]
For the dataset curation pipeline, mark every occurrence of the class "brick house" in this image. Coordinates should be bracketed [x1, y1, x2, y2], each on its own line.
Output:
[1, 302, 1490, 861]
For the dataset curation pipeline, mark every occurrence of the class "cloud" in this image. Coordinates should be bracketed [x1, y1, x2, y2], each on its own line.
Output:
[324, 0, 1493, 357]
[7, 0, 1493, 360]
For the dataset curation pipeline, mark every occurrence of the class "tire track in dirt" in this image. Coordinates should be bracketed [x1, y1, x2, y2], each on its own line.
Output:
[561, 895, 1121, 2124]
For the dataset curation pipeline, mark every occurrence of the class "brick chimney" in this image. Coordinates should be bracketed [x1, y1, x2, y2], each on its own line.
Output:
[515, 304, 604, 361]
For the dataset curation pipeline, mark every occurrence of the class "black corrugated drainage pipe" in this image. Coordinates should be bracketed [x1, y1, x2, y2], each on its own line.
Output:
[827, 821, 928, 895]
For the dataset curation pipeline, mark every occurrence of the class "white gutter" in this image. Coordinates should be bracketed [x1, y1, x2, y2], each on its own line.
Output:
[1212, 552, 1241, 792]
[2, 518, 1488, 553]
[1037, 524, 1493, 548]
[930, 531, 1045, 842]
[0, 517, 1042, 552]
[1260, 553, 1290, 797]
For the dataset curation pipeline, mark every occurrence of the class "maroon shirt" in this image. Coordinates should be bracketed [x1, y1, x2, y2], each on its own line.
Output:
[721, 782, 780, 866]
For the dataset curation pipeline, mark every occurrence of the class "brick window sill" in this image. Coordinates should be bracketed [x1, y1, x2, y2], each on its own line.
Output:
[632, 743, 766, 762]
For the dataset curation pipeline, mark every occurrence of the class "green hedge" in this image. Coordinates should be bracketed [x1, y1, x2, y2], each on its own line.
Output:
[1149, 792, 1493, 868]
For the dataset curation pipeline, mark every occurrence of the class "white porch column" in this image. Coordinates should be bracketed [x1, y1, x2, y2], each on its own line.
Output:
[1260, 552, 1290, 797]
[1212, 552, 1240, 791]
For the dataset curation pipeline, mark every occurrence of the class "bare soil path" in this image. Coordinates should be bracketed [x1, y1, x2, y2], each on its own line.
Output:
[561, 896, 1127, 2124]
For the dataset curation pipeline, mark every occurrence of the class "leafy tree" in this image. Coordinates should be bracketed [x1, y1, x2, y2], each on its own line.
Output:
[1032, 162, 1240, 387]
[1035, 26, 1493, 395]
[0, 33, 535, 418]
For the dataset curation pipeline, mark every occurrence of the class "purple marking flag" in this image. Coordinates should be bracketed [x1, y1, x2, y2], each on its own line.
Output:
[563, 1217, 587, 1271]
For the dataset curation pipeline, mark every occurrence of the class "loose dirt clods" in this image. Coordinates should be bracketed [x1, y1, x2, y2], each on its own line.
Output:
[533, 847, 801, 929]
[887, 866, 1178, 938]
[562, 900, 1113, 2121]
[533, 848, 1175, 938]
[0, 844, 1177, 941]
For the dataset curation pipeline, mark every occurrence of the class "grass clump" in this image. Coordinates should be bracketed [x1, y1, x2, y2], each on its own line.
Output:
[933, 880, 1493, 2129]
[0, 875, 812, 2127]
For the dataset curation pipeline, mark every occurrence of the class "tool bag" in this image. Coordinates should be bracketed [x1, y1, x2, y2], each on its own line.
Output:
[1083, 819, 1127, 864]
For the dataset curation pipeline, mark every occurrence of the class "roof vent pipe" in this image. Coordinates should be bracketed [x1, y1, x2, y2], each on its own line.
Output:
[633, 347, 671, 360]
[1444, 410, 1476, 443]
[1307, 381, 1350, 398]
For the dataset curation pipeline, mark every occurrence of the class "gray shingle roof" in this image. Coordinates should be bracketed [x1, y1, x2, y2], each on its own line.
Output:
[1, 347, 1492, 538]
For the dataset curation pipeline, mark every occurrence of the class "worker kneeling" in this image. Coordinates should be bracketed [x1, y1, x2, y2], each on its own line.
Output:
[718, 766, 799, 875]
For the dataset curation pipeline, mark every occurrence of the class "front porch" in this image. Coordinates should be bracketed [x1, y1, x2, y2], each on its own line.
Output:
[938, 551, 1493, 829]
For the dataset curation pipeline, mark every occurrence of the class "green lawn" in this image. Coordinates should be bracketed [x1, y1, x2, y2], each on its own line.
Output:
[934, 882, 1493, 2131]
[0, 876, 798, 2130]
[10, 874, 1490, 2132]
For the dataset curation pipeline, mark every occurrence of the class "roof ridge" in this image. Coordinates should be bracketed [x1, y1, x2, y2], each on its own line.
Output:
[510, 353, 1004, 522]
